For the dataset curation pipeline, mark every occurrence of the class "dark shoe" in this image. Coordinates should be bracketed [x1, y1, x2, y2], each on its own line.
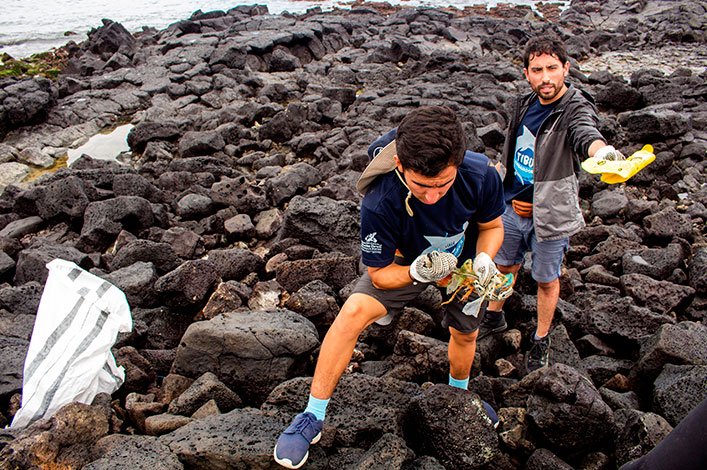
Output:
[274, 412, 323, 469]
[481, 400, 499, 429]
[477, 310, 507, 340]
[525, 335, 551, 373]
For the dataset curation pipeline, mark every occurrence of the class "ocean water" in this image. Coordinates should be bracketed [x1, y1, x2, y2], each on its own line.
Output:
[1, 0, 556, 59]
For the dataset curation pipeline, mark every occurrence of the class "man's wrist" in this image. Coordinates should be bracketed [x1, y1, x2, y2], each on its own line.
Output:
[408, 265, 419, 285]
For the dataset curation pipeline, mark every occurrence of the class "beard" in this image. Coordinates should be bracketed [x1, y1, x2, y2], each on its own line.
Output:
[534, 80, 566, 102]
[536, 82, 560, 100]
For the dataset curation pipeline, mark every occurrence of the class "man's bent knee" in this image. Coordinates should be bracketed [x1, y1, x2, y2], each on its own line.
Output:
[537, 278, 559, 290]
[449, 327, 478, 344]
[336, 294, 387, 331]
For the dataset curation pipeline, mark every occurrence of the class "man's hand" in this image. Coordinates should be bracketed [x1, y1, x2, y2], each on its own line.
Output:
[409, 251, 458, 283]
[511, 200, 533, 218]
[594, 145, 625, 161]
[472, 252, 500, 290]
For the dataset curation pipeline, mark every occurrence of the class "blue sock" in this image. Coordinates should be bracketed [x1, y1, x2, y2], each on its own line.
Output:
[304, 395, 329, 421]
[534, 332, 547, 341]
[448, 374, 469, 390]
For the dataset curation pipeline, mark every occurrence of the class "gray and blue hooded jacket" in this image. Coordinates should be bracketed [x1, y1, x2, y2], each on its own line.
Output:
[501, 84, 605, 241]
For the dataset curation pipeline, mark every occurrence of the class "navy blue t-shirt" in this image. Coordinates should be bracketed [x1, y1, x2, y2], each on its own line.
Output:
[505, 98, 557, 203]
[360, 133, 505, 268]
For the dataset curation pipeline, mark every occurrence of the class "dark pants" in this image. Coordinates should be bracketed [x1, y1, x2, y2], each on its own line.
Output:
[619, 398, 707, 470]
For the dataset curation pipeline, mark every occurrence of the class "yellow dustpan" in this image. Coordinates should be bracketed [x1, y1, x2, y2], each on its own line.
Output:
[581, 145, 656, 184]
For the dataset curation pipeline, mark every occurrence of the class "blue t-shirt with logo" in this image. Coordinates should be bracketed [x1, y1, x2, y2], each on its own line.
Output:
[360, 133, 505, 268]
[505, 98, 556, 203]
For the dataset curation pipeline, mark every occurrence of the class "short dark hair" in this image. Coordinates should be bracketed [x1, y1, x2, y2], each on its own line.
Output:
[523, 36, 569, 68]
[395, 106, 467, 177]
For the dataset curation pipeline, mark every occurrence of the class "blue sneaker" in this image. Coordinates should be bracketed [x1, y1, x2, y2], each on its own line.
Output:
[273, 412, 323, 469]
[481, 400, 499, 429]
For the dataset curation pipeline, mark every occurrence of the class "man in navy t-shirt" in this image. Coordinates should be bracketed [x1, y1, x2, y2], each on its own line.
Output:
[274, 106, 506, 469]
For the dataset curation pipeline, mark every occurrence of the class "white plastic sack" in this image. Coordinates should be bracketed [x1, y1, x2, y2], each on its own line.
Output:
[11, 259, 132, 428]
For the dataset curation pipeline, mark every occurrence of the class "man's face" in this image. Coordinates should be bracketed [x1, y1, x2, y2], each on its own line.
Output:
[395, 157, 457, 205]
[524, 52, 570, 104]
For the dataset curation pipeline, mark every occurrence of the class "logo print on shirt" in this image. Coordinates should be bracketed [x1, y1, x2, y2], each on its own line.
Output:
[421, 222, 468, 258]
[514, 125, 535, 185]
[361, 232, 383, 254]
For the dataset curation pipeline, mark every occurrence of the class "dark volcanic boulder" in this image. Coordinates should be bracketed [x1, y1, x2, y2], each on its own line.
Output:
[0, 335, 28, 398]
[35, 176, 91, 221]
[525, 448, 573, 470]
[642, 206, 692, 241]
[503, 364, 615, 454]
[132, 307, 192, 350]
[79, 196, 155, 252]
[0, 216, 44, 239]
[84, 434, 183, 470]
[689, 246, 707, 292]
[621, 243, 684, 280]
[595, 80, 643, 111]
[167, 371, 242, 416]
[113, 173, 164, 203]
[353, 433, 415, 469]
[278, 196, 360, 256]
[0, 77, 55, 137]
[0, 401, 110, 468]
[14, 243, 90, 285]
[389, 331, 448, 384]
[284, 280, 339, 328]
[154, 260, 219, 310]
[100, 261, 158, 307]
[159, 408, 284, 469]
[617, 107, 691, 141]
[127, 121, 182, 153]
[634, 321, 707, 380]
[178, 131, 225, 158]
[206, 248, 264, 281]
[652, 364, 707, 426]
[266, 163, 323, 205]
[407, 384, 500, 469]
[0, 281, 43, 316]
[276, 255, 358, 292]
[86, 19, 136, 60]
[620, 273, 695, 314]
[209, 175, 269, 215]
[263, 374, 423, 448]
[614, 409, 673, 467]
[171, 309, 319, 405]
[111, 240, 181, 274]
[564, 292, 675, 346]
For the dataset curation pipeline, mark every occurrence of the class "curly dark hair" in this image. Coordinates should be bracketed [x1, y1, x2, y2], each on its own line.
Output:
[523, 36, 569, 68]
[395, 106, 467, 177]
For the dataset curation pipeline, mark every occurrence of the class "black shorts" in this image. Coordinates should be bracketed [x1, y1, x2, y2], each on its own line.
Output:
[352, 271, 486, 334]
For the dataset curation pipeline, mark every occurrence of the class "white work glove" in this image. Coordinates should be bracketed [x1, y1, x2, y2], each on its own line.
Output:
[409, 251, 457, 283]
[594, 145, 625, 161]
[472, 252, 500, 291]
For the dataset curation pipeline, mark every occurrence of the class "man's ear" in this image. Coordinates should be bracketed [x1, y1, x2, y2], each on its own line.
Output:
[394, 155, 404, 173]
[563, 61, 570, 77]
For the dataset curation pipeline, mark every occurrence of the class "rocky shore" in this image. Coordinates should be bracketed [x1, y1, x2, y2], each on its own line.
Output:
[0, 0, 705, 468]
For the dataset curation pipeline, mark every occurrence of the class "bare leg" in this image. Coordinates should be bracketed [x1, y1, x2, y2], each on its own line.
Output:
[487, 264, 521, 312]
[310, 293, 387, 399]
[448, 327, 479, 380]
[536, 279, 559, 337]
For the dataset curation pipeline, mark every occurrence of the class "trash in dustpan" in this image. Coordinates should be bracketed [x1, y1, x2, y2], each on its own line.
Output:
[581, 144, 656, 184]
[11, 259, 133, 428]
